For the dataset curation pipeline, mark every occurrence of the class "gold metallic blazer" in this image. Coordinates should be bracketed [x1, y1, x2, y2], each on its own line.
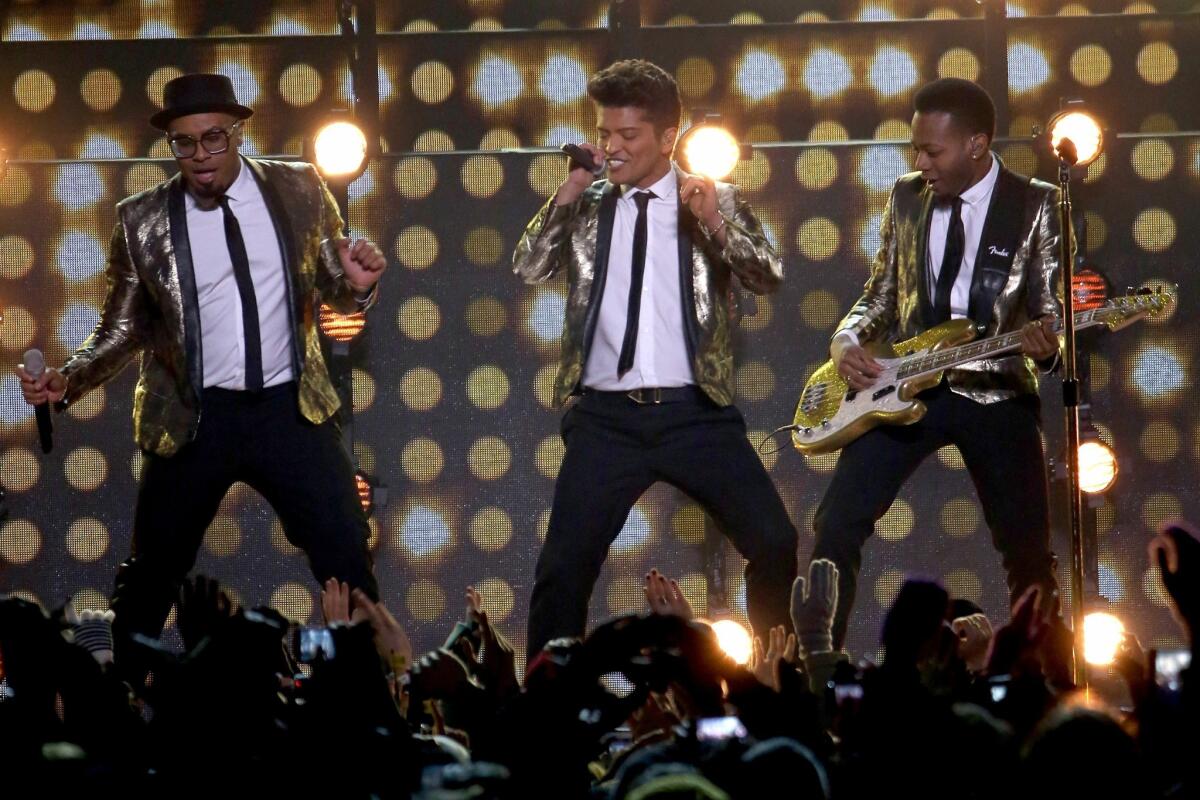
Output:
[58, 158, 372, 456]
[513, 164, 784, 408]
[835, 160, 1064, 403]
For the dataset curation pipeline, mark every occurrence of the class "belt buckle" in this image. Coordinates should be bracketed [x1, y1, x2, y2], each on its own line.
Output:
[627, 388, 662, 405]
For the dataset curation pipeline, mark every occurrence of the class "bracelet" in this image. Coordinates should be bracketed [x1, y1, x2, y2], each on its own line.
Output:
[700, 215, 727, 238]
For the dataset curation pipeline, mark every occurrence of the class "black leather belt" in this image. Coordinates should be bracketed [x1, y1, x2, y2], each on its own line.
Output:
[581, 386, 705, 405]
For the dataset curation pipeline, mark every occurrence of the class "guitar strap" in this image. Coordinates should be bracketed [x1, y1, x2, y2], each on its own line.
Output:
[966, 165, 1031, 332]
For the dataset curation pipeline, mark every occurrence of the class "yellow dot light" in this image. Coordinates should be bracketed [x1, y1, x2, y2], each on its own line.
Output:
[680, 125, 742, 180]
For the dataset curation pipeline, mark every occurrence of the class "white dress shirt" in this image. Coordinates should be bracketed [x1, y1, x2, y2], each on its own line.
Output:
[185, 158, 294, 390]
[926, 152, 1000, 320]
[833, 153, 1000, 357]
[582, 167, 695, 390]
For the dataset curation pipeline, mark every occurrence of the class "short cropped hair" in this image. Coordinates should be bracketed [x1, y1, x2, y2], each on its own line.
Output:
[913, 78, 996, 141]
[587, 59, 682, 134]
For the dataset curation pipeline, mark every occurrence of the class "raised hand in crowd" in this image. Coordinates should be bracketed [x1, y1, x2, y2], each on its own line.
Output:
[985, 585, 1051, 679]
[65, 601, 117, 668]
[750, 624, 796, 692]
[791, 559, 839, 657]
[350, 587, 413, 675]
[465, 586, 519, 702]
[1150, 518, 1200, 645]
[643, 568, 694, 619]
[951, 612, 993, 674]
[320, 577, 368, 626]
[176, 574, 238, 654]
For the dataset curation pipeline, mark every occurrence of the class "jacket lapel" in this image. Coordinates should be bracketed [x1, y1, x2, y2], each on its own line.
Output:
[243, 158, 304, 375]
[167, 176, 204, 398]
[967, 161, 1030, 331]
[579, 182, 619, 368]
[673, 168, 700, 365]
[915, 186, 937, 329]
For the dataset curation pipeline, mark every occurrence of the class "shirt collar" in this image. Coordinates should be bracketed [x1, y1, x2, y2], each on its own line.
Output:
[619, 164, 679, 202]
[959, 153, 1000, 208]
[186, 156, 251, 211]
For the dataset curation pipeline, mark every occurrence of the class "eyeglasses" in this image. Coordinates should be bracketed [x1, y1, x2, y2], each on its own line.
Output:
[168, 121, 242, 159]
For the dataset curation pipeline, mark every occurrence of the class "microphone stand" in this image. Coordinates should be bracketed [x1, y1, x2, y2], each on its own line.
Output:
[1055, 137, 1087, 689]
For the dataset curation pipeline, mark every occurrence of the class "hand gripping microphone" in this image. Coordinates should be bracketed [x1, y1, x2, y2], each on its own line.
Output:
[560, 143, 604, 176]
[22, 348, 54, 454]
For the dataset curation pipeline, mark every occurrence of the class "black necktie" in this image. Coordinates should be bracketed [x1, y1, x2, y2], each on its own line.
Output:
[617, 190, 655, 377]
[217, 196, 263, 391]
[933, 196, 964, 323]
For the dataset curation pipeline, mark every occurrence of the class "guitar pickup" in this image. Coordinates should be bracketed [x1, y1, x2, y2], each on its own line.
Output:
[844, 390, 858, 402]
[871, 385, 896, 401]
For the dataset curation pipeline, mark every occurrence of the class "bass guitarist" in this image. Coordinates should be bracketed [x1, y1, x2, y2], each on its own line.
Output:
[813, 78, 1063, 650]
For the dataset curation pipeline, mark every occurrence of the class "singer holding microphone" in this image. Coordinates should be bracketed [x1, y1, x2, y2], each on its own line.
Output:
[514, 59, 798, 659]
[16, 73, 387, 680]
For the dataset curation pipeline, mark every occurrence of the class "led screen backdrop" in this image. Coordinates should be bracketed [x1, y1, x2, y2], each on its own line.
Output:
[0, 2, 1196, 665]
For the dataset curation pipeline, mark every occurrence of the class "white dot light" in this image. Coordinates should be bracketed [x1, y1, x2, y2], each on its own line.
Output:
[736, 49, 787, 102]
[539, 55, 588, 104]
[1098, 564, 1123, 603]
[401, 505, 451, 557]
[473, 56, 524, 108]
[1007, 42, 1051, 94]
[859, 146, 909, 192]
[57, 303, 101, 349]
[869, 46, 919, 97]
[860, 212, 884, 257]
[80, 133, 126, 159]
[72, 23, 111, 40]
[542, 125, 588, 148]
[54, 165, 105, 210]
[612, 507, 651, 552]
[0, 375, 37, 424]
[215, 61, 260, 105]
[529, 290, 566, 343]
[1133, 346, 1184, 397]
[55, 231, 106, 281]
[803, 48, 853, 99]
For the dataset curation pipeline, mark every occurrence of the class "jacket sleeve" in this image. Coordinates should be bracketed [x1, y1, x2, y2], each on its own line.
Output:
[1026, 184, 1068, 373]
[313, 165, 376, 314]
[833, 184, 900, 346]
[708, 185, 783, 295]
[512, 194, 582, 285]
[59, 221, 149, 405]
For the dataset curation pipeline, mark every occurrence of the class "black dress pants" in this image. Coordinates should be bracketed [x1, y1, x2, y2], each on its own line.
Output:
[811, 382, 1058, 650]
[526, 388, 799, 659]
[110, 383, 378, 669]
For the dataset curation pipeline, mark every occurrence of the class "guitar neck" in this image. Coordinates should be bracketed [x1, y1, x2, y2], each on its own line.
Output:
[897, 309, 1109, 380]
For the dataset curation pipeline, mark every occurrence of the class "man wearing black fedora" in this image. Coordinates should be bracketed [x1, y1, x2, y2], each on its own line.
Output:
[16, 73, 387, 675]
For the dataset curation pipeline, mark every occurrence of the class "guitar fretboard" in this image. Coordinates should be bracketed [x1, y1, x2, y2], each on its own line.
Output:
[896, 306, 1126, 380]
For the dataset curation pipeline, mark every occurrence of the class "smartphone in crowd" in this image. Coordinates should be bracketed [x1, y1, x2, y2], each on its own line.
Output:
[1154, 649, 1191, 691]
[295, 626, 336, 663]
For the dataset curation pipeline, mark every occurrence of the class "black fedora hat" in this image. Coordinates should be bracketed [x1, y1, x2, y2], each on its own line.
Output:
[150, 73, 254, 131]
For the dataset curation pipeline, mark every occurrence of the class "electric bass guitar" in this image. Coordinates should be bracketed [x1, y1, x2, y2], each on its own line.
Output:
[791, 286, 1176, 455]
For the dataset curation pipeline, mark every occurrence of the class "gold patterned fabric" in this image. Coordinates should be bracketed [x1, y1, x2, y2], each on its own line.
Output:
[835, 162, 1064, 404]
[58, 158, 371, 456]
[513, 164, 784, 407]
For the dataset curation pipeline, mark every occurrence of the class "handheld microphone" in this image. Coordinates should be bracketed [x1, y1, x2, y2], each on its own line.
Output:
[22, 348, 53, 454]
[560, 143, 604, 176]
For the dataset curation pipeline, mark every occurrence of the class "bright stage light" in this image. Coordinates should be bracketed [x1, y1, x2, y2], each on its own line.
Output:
[1048, 109, 1103, 166]
[679, 124, 741, 181]
[354, 470, 373, 516]
[710, 618, 753, 665]
[319, 303, 367, 343]
[1078, 440, 1118, 494]
[312, 119, 368, 180]
[1083, 611, 1124, 665]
